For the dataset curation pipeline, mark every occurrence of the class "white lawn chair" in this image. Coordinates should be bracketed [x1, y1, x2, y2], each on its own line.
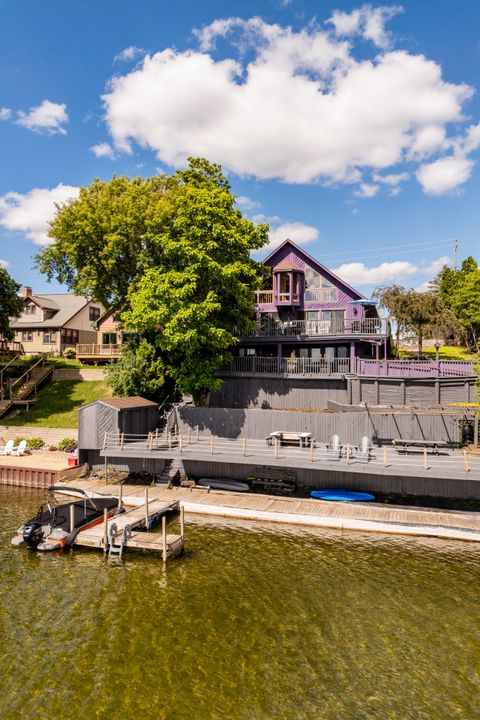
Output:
[327, 434, 341, 461]
[356, 436, 373, 463]
[11, 440, 28, 457]
[0, 439, 14, 456]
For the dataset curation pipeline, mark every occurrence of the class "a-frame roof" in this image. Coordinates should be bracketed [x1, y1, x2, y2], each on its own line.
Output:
[261, 239, 366, 300]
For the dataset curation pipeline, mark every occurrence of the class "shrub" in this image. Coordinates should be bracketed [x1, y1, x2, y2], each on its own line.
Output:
[27, 437, 45, 450]
[58, 437, 77, 452]
[63, 347, 76, 359]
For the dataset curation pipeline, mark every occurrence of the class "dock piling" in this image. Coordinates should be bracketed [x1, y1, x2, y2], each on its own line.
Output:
[103, 508, 108, 554]
[423, 448, 428, 470]
[162, 515, 167, 562]
[118, 484, 123, 510]
[145, 487, 149, 529]
[464, 449, 470, 472]
[70, 504, 74, 534]
[180, 505, 185, 539]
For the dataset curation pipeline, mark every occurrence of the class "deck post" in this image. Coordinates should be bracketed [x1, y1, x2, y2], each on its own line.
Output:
[155, 428, 159, 447]
[274, 436, 278, 459]
[346, 444, 351, 465]
[145, 487, 149, 529]
[310, 439, 314, 463]
[118, 484, 123, 510]
[423, 447, 428, 470]
[70, 504, 75, 534]
[210, 436, 214, 455]
[243, 437, 247, 457]
[197, 426, 200, 443]
[104, 456, 108, 482]
[162, 515, 167, 562]
[383, 447, 387, 467]
[188, 428, 191, 444]
[464, 449, 469, 473]
[103, 508, 108, 554]
[180, 505, 185, 540]
[120, 432, 124, 450]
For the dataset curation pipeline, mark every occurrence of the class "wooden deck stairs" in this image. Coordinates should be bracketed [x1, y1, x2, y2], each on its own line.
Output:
[0, 359, 53, 419]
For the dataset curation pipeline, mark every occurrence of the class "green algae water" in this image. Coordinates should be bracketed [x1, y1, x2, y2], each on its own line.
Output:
[1, 487, 480, 720]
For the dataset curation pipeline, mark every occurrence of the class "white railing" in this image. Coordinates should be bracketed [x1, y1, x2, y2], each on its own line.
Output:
[222, 356, 351, 375]
[238, 318, 390, 338]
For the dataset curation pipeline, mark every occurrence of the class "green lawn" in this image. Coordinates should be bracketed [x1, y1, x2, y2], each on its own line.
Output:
[0, 380, 111, 428]
[399, 345, 478, 361]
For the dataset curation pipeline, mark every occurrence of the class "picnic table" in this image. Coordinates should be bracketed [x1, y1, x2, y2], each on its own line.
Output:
[392, 438, 448, 455]
[266, 431, 312, 448]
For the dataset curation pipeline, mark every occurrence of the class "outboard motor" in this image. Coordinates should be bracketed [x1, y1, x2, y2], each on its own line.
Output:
[23, 521, 45, 549]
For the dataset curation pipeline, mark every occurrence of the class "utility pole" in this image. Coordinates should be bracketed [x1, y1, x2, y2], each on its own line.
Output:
[453, 238, 457, 270]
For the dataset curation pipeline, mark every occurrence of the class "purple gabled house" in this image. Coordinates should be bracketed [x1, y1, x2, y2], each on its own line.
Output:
[234, 239, 391, 374]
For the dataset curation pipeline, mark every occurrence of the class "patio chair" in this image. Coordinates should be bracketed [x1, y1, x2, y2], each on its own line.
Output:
[0, 439, 14, 456]
[356, 436, 373, 463]
[11, 440, 28, 457]
[326, 434, 342, 461]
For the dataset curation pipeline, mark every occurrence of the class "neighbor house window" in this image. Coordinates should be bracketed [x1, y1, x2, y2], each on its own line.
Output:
[61, 329, 79, 345]
[103, 333, 117, 345]
[43, 331, 56, 343]
[24, 304, 36, 315]
[21, 331, 33, 342]
[89, 306, 101, 322]
[121, 332, 139, 344]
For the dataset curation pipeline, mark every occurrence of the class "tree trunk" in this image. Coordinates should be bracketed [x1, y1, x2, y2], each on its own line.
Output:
[418, 326, 423, 355]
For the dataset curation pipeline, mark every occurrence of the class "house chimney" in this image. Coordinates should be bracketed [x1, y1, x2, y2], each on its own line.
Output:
[21, 287, 32, 299]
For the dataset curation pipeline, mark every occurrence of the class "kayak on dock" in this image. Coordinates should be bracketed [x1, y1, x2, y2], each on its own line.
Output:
[310, 489, 376, 502]
[11, 486, 121, 551]
[197, 478, 250, 492]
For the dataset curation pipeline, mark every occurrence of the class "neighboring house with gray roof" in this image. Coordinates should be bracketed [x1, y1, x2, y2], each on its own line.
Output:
[10, 287, 105, 355]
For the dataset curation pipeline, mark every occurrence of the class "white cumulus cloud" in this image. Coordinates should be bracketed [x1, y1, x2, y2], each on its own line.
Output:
[114, 46, 147, 63]
[328, 5, 403, 49]
[416, 155, 474, 195]
[353, 182, 380, 198]
[333, 260, 418, 286]
[100, 14, 477, 195]
[267, 221, 319, 248]
[235, 195, 260, 211]
[424, 255, 451, 274]
[90, 142, 116, 159]
[16, 100, 68, 135]
[0, 108, 11, 121]
[0, 258, 9, 268]
[0, 184, 79, 245]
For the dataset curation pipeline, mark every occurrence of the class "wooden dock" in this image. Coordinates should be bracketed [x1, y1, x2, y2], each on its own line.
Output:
[73, 494, 184, 560]
[54, 480, 480, 544]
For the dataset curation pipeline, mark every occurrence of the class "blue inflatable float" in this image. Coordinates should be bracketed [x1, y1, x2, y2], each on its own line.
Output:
[310, 489, 376, 502]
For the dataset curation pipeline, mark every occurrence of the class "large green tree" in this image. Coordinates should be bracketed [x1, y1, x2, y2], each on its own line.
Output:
[123, 159, 268, 404]
[0, 266, 23, 341]
[36, 158, 268, 404]
[434, 257, 480, 351]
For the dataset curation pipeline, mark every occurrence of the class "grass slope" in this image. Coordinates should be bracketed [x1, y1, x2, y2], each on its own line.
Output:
[399, 345, 477, 361]
[0, 380, 111, 428]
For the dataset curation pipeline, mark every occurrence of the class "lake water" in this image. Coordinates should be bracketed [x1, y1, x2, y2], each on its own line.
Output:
[1, 486, 479, 720]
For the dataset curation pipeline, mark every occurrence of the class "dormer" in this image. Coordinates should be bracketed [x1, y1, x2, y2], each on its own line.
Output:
[273, 260, 303, 306]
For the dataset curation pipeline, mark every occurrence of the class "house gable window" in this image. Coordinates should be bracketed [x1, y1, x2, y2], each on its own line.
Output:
[21, 331, 33, 342]
[24, 303, 36, 315]
[89, 306, 101, 322]
[304, 266, 337, 302]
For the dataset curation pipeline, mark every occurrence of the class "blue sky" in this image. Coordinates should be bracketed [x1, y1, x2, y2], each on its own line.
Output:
[0, 0, 479, 298]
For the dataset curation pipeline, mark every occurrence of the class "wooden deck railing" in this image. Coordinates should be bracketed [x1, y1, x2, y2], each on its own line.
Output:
[76, 344, 121, 357]
[237, 317, 390, 338]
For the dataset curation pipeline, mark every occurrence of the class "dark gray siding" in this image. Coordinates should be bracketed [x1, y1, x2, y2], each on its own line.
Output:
[175, 407, 461, 445]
